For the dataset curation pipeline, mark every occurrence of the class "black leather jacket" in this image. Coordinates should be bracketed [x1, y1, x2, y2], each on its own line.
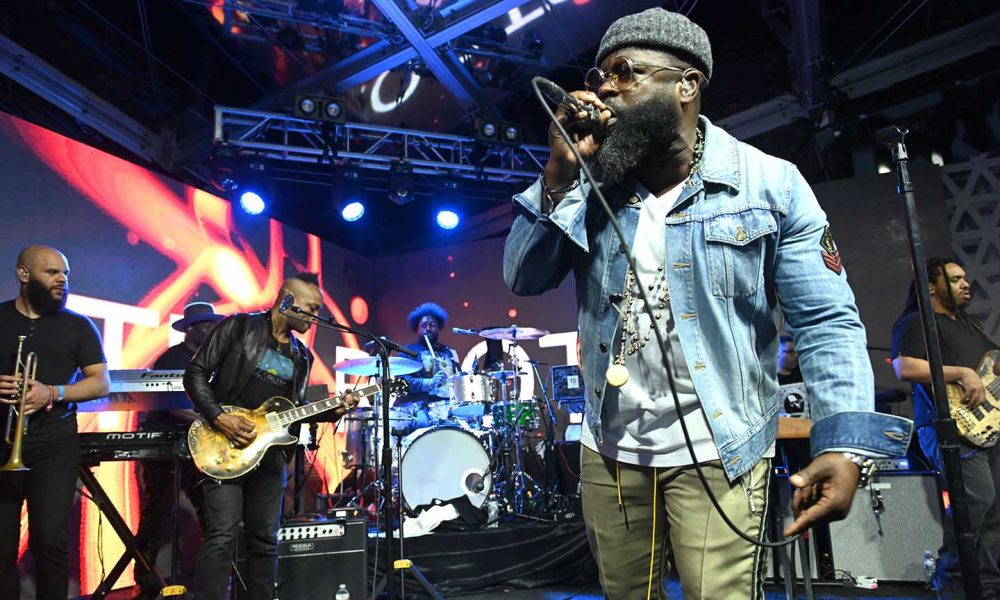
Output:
[184, 312, 313, 423]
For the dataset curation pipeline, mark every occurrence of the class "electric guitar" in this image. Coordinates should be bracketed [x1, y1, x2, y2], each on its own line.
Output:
[946, 349, 1000, 448]
[189, 383, 387, 479]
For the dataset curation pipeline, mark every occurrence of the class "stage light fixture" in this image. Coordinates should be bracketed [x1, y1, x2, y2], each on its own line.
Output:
[389, 160, 415, 205]
[436, 209, 460, 230]
[239, 191, 266, 215]
[502, 124, 521, 145]
[340, 200, 365, 222]
[293, 93, 346, 124]
[476, 119, 498, 141]
[474, 118, 521, 146]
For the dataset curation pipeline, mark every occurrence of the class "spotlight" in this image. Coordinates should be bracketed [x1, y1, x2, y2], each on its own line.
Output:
[293, 93, 346, 124]
[436, 209, 460, 230]
[389, 160, 415, 205]
[239, 191, 266, 215]
[502, 124, 521, 145]
[473, 118, 521, 146]
[340, 200, 365, 222]
[475, 119, 498, 141]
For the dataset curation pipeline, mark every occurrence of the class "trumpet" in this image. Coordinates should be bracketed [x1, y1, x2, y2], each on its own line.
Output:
[1, 335, 36, 472]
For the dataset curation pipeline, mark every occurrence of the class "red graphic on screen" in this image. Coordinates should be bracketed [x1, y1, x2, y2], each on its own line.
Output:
[2, 114, 360, 593]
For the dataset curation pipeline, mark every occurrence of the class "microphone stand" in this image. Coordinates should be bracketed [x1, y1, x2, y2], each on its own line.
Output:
[878, 125, 980, 598]
[280, 306, 440, 600]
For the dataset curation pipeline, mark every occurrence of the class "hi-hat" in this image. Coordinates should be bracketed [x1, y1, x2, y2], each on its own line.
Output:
[487, 370, 527, 379]
[479, 326, 549, 341]
[333, 356, 422, 377]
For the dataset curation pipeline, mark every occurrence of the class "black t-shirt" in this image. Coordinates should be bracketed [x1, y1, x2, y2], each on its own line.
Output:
[891, 310, 997, 429]
[240, 339, 295, 410]
[0, 299, 105, 441]
[152, 342, 195, 371]
[777, 367, 803, 385]
[141, 342, 196, 429]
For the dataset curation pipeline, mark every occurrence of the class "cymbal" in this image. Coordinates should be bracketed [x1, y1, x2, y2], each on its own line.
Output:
[479, 326, 550, 341]
[333, 356, 422, 377]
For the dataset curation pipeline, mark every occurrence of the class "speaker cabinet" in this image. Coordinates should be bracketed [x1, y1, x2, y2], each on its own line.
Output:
[828, 472, 944, 582]
[234, 518, 368, 599]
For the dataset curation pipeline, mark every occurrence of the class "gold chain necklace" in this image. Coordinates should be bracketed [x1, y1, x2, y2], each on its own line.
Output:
[605, 128, 703, 388]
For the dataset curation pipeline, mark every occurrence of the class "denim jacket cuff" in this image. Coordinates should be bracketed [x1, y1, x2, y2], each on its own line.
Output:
[810, 411, 913, 458]
[514, 176, 589, 233]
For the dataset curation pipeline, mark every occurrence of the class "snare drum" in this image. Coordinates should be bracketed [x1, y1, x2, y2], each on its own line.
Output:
[449, 373, 492, 421]
[426, 400, 453, 424]
[399, 425, 492, 512]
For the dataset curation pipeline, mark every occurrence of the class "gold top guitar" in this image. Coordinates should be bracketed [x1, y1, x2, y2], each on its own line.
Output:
[946, 349, 1000, 448]
[189, 383, 380, 479]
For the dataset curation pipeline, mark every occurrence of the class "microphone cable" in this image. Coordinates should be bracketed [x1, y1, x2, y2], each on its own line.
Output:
[529, 76, 799, 549]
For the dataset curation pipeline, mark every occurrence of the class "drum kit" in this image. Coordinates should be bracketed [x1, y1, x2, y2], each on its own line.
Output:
[335, 325, 556, 521]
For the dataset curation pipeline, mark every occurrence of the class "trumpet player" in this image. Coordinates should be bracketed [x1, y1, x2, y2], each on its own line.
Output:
[0, 245, 109, 600]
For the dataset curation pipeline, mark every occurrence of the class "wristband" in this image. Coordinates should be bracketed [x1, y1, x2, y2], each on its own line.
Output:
[56, 384, 65, 402]
[46, 385, 55, 412]
[541, 176, 581, 214]
[841, 452, 878, 488]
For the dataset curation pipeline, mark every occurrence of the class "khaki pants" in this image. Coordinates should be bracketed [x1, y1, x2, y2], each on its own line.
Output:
[581, 445, 771, 599]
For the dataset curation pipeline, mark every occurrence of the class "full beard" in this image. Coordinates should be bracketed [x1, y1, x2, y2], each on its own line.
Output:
[26, 278, 67, 313]
[591, 93, 682, 187]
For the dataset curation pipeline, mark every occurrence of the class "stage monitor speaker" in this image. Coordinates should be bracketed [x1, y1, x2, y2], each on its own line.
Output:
[234, 518, 367, 600]
[828, 471, 943, 582]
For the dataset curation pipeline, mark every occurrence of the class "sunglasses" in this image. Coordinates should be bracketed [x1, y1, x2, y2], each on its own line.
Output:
[585, 56, 702, 91]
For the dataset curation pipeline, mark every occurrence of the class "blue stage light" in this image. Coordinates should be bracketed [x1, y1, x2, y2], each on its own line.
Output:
[436, 209, 460, 230]
[239, 191, 266, 215]
[341, 200, 365, 222]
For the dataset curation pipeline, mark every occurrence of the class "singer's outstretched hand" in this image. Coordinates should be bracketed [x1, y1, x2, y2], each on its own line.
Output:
[543, 90, 613, 192]
[783, 452, 861, 537]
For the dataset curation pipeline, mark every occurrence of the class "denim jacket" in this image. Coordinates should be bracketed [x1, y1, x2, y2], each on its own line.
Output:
[503, 116, 912, 480]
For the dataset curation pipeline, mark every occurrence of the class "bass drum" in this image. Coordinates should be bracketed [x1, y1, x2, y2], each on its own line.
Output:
[399, 426, 492, 512]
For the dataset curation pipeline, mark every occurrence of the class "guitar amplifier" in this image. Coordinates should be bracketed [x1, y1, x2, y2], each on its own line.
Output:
[828, 472, 944, 581]
[234, 518, 367, 600]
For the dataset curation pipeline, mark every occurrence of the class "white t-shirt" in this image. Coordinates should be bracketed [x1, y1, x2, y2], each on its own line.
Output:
[581, 180, 719, 467]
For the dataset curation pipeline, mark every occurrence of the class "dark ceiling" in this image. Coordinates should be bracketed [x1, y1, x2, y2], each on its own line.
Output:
[1, 0, 998, 256]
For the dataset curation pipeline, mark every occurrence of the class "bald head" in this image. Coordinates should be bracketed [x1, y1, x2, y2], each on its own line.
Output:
[16, 245, 70, 314]
[273, 273, 322, 335]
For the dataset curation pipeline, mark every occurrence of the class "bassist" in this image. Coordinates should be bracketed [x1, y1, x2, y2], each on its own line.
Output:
[184, 273, 331, 600]
[892, 257, 1000, 596]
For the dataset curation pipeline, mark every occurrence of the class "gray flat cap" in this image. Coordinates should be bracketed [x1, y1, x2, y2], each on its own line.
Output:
[596, 8, 713, 81]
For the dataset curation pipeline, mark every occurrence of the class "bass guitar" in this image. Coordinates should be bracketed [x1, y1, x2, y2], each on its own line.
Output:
[189, 383, 385, 479]
[947, 349, 1000, 448]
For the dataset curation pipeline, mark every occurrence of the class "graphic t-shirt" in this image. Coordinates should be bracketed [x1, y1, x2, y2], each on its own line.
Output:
[241, 342, 295, 409]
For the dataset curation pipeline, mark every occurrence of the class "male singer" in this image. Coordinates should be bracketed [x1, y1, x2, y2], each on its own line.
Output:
[503, 9, 912, 598]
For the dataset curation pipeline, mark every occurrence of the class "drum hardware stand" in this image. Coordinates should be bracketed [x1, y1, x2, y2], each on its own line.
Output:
[278, 303, 440, 600]
[527, 359, 561, 510]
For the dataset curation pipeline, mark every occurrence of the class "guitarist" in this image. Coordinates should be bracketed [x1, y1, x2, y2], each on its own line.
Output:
[184, 273, 330, 600]
[891, 257, 1000, 597]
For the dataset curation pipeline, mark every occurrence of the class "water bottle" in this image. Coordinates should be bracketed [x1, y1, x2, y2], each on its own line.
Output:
[334, 583, 350, 600]
[922, 549, 936, 589]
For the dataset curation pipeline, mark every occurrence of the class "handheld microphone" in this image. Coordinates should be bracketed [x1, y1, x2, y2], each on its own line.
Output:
[534, 76, 601, 129]
[452, 327, 481, 336]
[278, 293, 295, 314]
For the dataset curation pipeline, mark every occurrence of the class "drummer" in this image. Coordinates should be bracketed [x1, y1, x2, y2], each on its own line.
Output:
[397, 302, 461, 428]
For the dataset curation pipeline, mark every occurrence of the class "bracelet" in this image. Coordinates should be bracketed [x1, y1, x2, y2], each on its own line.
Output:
[841, 452, 878, 488]
[541, 176, 580, 214]
[56, 384, 65, 401]
[542, 178, 581, 196]
[46, 385, 55, 412]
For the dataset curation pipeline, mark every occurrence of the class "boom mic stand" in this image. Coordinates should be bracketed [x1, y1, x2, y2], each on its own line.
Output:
[279, 304, 441, 600]
[877, 125, 980, 599]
